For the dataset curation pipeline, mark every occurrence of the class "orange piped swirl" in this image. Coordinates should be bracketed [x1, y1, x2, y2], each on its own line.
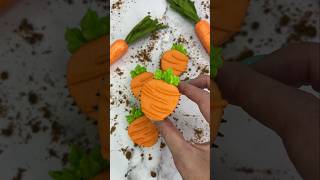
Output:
[161, 50, 189, 76]
[141, 79, 180, 121]
[130, 72, 153, 98]
[128, 116, 159, 147]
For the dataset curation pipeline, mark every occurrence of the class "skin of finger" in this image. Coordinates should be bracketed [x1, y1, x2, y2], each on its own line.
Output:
[178, 82, 210, 122]
[187, 75, 211, 90]
[156, 120, 210, 180]
[155, 120, 190, 158]
[216, 62, 320, 179]
[251, 42, 320, 92]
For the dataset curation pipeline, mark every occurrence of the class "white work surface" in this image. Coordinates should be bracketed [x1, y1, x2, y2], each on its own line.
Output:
[110, 0, 210, 180]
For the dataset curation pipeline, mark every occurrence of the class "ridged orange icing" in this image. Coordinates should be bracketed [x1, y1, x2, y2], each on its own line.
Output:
[130, 72, 153, 98]
[91, 171, 109, 180]
[161, 50, 189, 76]
[141, 79, 180, 121]
[211, 80, 228, 142]
[128, 116, 159, 147]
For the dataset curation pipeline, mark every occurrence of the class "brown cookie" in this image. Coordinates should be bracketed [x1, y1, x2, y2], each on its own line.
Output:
[67, 36, 107, 120]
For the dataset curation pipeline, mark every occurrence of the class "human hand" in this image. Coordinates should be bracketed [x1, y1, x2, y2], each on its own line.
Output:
[156, 75, 211, 180]
[216, 43, 319, 180]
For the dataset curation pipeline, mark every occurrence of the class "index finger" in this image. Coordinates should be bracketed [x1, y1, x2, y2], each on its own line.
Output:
[187, 75, 211, 90]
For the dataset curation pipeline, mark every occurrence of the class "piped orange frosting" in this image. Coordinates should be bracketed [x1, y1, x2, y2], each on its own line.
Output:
[128, 116, 159, 147]
[141, 79, 180, 121]
[161, 50, 189, 76]
[130, 72, 153, 98]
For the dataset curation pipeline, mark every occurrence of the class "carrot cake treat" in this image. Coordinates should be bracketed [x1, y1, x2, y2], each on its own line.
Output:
[110, 16, 167, 64]
[167, 0, 210, 54]
[213, 0, 249, 45]
[66, 9, 107, 120]
[160, 43, 189, 76]
[130, 65, 153, 98]
[141, 69, 180, 121]
[127, 106, 159, 147]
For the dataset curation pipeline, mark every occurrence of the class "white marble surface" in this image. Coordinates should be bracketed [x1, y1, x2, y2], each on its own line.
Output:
[110, 0, 210, 179]
[0, 0, 106, 179]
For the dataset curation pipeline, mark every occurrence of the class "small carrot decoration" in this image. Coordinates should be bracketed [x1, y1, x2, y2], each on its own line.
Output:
[161, 43, 189, 76]
[127, 106, 159, 147]
[130, 65, 153, 98]
[141, 68, 180, 121]
[167, 0, 210, 54]
[110, 16, 167, 64]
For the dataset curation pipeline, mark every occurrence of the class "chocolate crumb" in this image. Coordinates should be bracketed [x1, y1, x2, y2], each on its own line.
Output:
[0, 71, 9, 80]
[12, 168, 26, 180]
[150, 171, 157, 177]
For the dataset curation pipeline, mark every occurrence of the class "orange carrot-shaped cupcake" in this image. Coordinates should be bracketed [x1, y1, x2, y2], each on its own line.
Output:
[141, 69, 180, 121]
[130, 65, 153, 98]
[110, 16, 167, 64]
[161, 43, 189, 76]
[127, 107, 159, 147]
[167, 0, 210, 54]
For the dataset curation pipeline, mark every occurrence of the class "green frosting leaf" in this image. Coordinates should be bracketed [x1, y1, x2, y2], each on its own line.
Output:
[65, 9, 109, 54]
[126, 107, 144, 124]
[211, 46, 223, 79]
[125, 16, 167, 45]
[130, 65, 147, 78]
[64, 28, 86, 53]
[167, 0, 200, 23]
[49, 145, 108, 180]
[171, 43, 188, 55]
[153, 68, 180, 86]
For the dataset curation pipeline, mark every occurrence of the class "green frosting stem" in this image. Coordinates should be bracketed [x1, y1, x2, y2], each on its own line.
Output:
[171, 43, 188, 55]
[126, 106, 144, 124]
[49, 145, 108, 180]
[130, 65, 147, 78]
[154, 68, 180, 86]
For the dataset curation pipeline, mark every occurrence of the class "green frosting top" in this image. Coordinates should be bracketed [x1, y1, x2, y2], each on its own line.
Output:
[130, 65, 147, 78]
[211, 46, 223, 79]
[49, 145, 108, 180]
[65, 9, 109, 53]
[171, 43, 188, 55]
[126, 106, 144, 124]
[154, 68, 180, 86]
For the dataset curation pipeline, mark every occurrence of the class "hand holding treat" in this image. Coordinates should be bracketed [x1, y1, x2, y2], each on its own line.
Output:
[127, 106, 159, 147]
[167, 0, 210, 54]
[110, 16, 167, 64]
[141, 69, 180, 121]
[130, 65, 153, 98]
[161, 43, 189, 76]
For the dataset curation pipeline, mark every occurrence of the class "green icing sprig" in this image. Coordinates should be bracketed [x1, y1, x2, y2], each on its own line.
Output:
[211, 46, 223, 79]
[125, 16, 167, 45]
[154, 68, 180, 86]
[167, 0, 201, 23]
[130, 65, 147, 78]
[171, 43, 188, 55]
[65, 9, 109, 53]
[126, 106, 144, 124]
[49, 145, 108, 180]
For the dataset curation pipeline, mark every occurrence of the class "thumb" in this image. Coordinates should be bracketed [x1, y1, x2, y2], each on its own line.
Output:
[155, 119, 191, 158]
